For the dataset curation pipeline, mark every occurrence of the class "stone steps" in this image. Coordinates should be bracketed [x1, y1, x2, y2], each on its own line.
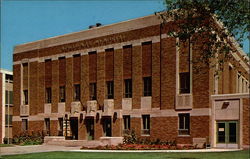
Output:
[44, 136, 123, 148]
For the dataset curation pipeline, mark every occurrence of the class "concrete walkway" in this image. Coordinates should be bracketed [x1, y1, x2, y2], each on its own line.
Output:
[0, 144, 81, 156]
[0, 144, 242, 156]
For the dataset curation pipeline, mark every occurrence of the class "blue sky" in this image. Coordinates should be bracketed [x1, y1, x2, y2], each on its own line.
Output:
[0, 0, 249, 71]
[1, 0, 165, 71]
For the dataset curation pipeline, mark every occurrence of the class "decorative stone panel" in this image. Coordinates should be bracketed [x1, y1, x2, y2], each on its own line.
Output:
[175, 94, 193, 110]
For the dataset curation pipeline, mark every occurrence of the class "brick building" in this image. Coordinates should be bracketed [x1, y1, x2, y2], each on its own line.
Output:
[0, 69, 13, 144]
[12, 14, 249, 148]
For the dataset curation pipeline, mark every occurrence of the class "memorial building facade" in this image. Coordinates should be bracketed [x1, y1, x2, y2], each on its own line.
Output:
[12, 14, 249, 148]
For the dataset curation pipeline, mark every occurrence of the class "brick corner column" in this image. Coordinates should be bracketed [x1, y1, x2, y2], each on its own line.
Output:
[97, 52, 105, 108]
[152, 42, 161, 109]
[132, 45, 142, 109]
[81, 54, 89, 109]
[52, 60, 59, 113]
[66, 57, 73, 112]
[114, 48, 123, 110]
[29, 61, 39, 115]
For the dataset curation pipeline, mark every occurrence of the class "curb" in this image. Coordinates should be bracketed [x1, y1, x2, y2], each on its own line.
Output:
[69, 149, 242, 153]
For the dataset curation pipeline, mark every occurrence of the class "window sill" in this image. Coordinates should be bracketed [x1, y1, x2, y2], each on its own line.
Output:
[5, 104, 14, 107]
[178, 135, 191, 137]
[141, 134, 150, 136]
[5, 125, 13, 127]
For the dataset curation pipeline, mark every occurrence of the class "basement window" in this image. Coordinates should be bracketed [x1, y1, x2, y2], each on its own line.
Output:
[142, 115, 150, 135]
[178, 113, 190, 135]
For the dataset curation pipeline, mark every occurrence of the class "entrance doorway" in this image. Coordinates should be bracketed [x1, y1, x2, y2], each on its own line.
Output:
[216, 121, 238, 148]
[70, 117, 78, 140]
[102, 117, 112, 137]
[86, 118, 94, 140]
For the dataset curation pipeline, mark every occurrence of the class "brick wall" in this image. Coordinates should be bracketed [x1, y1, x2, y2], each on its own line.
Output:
[29, 62, 38, 115]
[161, 37, 176, 109]
[114, 49, 123, 109]
[0, 73, 2, 143]
[81, 55, 89, 108]
[132, 45, 142, 109]
[78, 119, 86, 140]
[11, 15, 249, 146]
[243, 98, 249, 147]
[151, 117, 178, 141]
[66, 57, 73, 112]
[52, 60, 59, 113]
[112, 118, 122, 137]
[97, 52, 105, 108]
[13, 65, 21, 116]
[152, 42, 160, 109]
[38, 62, 45, 114]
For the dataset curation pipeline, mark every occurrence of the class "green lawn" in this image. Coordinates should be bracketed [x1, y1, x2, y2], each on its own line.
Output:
[0, 144, 14, 147]
[1, 150, 249, 159]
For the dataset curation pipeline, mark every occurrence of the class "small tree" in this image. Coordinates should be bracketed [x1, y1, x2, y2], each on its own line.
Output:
[157, 0, 249, 73]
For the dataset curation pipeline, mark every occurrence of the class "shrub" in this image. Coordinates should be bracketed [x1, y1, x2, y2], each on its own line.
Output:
[12, 131, 44, 146]
[123, 129, 137, 144]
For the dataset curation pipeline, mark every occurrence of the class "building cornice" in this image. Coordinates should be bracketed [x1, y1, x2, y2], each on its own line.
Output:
[13, 14, 161, 54]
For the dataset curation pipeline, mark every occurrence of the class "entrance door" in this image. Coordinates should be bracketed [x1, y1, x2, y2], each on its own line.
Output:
[216, 121, 238, 148]
[86, 118, 94, 140]
[70, 117, 78, 140]
[103, 117, 112, 137]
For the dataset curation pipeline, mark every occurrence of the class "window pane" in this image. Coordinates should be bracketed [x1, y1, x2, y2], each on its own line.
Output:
[123, 115, 130, 130]
[142, 115, 150, 130]
[89, 83, 97, 100]
[179, 72, 190, 94]
[46, 88, 52, 103]
[179, 115, 184, 129]
[217, 123, 225, 143]
[178, 113, 190, 135]
[143, 77, 152, 96]
[74, 84, 80, 101]
[5, 91, 9, 104]
[23, 90, 28, 105]
[59, 86, 65, 102]
[124, 79, 132, 98]
[9, 91, 13, 104]
[106, 81, 114, 99]
[184, 114, 190, 130]
[5, 115, 8, 125]
[229, 123, 237, 143]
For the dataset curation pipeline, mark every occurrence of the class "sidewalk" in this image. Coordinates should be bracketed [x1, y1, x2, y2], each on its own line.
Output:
[0, 144, 81, 156]
[0, 144, 242, 156]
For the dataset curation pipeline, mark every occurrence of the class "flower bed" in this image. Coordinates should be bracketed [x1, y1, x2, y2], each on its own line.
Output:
[81, 144, 194, 150]
[81, 130, 196, 150]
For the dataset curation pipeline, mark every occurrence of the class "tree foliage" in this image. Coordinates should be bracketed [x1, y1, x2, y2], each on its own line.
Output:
[157, 0, 249, 72]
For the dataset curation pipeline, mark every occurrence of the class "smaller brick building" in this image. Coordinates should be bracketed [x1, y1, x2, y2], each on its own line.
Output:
[12, 14, 249, 148]
[0, 69, 13, 144]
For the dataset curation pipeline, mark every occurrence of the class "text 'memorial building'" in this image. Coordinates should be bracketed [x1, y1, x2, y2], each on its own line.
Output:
[12, 14, 249, 149]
